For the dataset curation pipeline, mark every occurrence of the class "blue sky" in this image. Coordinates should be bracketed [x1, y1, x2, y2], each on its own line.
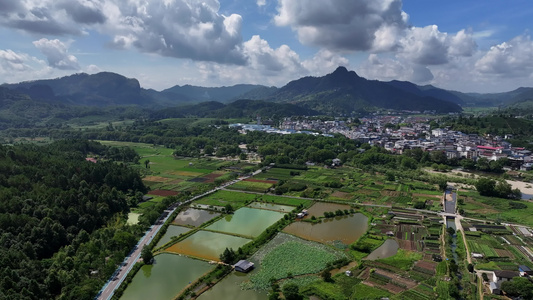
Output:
[0, 0, 532, 93]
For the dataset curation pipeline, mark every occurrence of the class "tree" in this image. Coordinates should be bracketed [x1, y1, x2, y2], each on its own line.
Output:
[144, 159, 150, 169]
[141, 245, 153, 264]
[460, 158, 476, 170]
[475, 178, 496, 196]
[501, 277, 533, 298]
[467, 263, 474, 273]
[321, 268, 333, 282]
[224, 204, 234, 214]
[282, 283, 303, 300]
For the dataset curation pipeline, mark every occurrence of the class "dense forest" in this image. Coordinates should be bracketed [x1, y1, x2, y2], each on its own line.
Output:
[0, 140, 147, 300]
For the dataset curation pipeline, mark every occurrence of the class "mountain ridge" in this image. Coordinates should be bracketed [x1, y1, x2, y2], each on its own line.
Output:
[2, 67, 533, 114]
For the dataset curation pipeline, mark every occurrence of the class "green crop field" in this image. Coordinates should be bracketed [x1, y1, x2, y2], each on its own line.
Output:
[195, 190, 310, 210]
[226, 180, 273, 193]
[376, 249, 422, 271]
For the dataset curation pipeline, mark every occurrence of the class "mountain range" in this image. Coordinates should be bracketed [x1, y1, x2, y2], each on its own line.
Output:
[2, 67, 533, 116]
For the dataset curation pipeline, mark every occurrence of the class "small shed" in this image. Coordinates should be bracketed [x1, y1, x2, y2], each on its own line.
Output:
[471, 253, 484, 259]
[519, 265, 533, 276]
[296, 213, 305, 219]
[386, 231, 394, 237]
[489, 282, 500, 295]
[234, 260, 254, 273]
[345, 270, 352, 277]
[301, 209, 308, 216]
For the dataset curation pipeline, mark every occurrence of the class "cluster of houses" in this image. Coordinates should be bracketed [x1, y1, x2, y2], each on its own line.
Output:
[277, 116, 533, 170]
[489, 265, 533, 294]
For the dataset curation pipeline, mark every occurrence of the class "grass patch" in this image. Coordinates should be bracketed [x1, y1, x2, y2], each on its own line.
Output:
[376, 249, 422, 271]
[352, 283, 391, 300]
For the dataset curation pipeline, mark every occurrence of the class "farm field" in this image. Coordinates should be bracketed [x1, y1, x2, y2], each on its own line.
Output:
[194, 190, 310, 210]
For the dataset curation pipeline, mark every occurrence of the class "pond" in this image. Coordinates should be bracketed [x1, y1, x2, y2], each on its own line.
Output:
[283, 213, 368, 244]
[197, 267, 268, 300]
[173, 208, 221, 227]
[206, 207, 286, 238]
[119, 253, 213, 300]
[166, 230, 251, 261]
[364, 239, 399, 260]
[303, 202, 352, 218]
[154, 225, 190, 248]
[247, 202, 295, 213]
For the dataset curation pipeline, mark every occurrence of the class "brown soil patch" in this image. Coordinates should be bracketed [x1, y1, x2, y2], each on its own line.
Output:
[383, 283, 405, 294]
[168, 179, 183, 184]
[375, 269, 417, 289]
[244, 178, 277, 184]
[143, 176, 171, 183]
[414, 260, 437, 272]
[201, 173, 223, 183]
[148, 190, 179, 196]
[381, 190, 401, 197]
[398, 239, 415, 251]
[330, 191, 353, 199]
[171, 171, 204, 177]
[495, 249, 514, 258]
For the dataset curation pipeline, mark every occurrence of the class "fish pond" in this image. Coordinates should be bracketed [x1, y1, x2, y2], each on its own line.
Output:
[364, 239, 399, 260]
[154, 225, 190, 248]
[283, 213, 368, 244]
[172, 208, 221, 227]
[247, 202, 295, 213]
[303, 202, 352, 218]
[206, 207, 286, 238]
[119, 253, 213, 300]
[197, 266, 268, 300]
[166, 230, 251, 261]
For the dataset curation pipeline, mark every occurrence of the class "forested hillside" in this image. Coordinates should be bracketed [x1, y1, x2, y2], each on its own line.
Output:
[0, 140, 147, 299]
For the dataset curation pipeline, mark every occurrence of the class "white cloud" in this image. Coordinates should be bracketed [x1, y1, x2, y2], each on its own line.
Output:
[0, 49, 32, 72]
[475, 34, 533, 77]
[398, 26, 476, 65]
[102, 0, 247, 64]
[86, 64, 102, 74]
[33, 38, 80, 70]
[275, 0, 407, 51]
[256, 0, 266, 7]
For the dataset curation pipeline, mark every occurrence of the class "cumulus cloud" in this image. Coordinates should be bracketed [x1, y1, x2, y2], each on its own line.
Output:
[104, 0, 247, 64]
[275, 0, 408, 51]
[0, 49, 32, 72]
[475, 34, 533, 77]
[399, 26, 476, 65]
[33, 38, 80, 70]
[257, 0, 266, 7]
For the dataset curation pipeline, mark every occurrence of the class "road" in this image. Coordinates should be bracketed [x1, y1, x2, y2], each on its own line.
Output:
[95, 169, 265, 300]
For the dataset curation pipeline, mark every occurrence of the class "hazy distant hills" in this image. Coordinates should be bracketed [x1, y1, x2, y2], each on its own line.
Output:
[2, 67, 533, 117]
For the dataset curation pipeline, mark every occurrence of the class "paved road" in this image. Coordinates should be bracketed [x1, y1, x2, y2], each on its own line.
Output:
[95, 169, 264, 300]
